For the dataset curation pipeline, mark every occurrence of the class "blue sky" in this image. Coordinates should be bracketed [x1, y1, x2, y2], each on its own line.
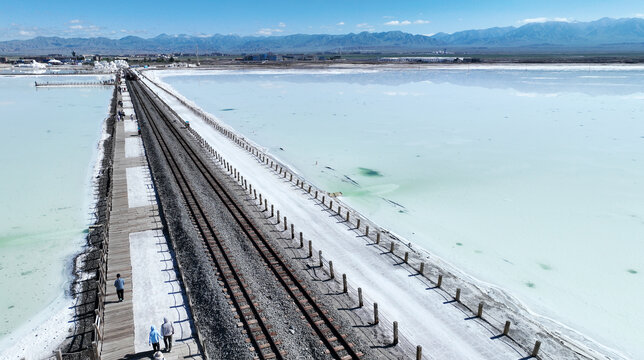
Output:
[1, 0, 644, 40]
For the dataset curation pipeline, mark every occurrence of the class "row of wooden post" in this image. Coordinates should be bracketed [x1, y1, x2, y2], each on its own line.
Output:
[182, 87, 544, 360]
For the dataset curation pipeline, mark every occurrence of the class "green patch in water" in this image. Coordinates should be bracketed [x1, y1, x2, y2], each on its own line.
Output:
[474, 250, 483, 254]
[455, 242, 463, 246]
[20, 270, 33, 276]
[627, 269, 638, 274]
[7, 305, 14, 309]
[358, 167, 383, 177]
[82, 229, 89, 234]
[526, 282, 535, 288]
[538, 263, 552, 270]
[220, 108, 236, 111]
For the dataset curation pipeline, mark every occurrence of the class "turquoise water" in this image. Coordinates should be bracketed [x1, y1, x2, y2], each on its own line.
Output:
[0, 76, 111, 340]
[159, 67, 644, 358]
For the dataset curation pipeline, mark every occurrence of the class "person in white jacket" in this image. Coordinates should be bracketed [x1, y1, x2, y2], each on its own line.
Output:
[160, 317, 175, 352]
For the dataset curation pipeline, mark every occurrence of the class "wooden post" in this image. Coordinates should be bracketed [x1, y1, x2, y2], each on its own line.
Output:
[419, 262, 425, 275]
[531, 340, 541, 357]
[337, 205, 341, 215]
[477, 302, 484, 318]
[416, 345, 422, 360]
[342, 274, 347, 293]
[365, 225, 369, 236]
[374, 302, 379, 324]
[283, 216, 287, 231]
[437, 274, 443, 288]
[264, 199, 268, 211]
[346, 211, 350, 222]
[329, 200, 333, 209]
[357, 218, 361, 229]
[271, 205, 274, 218]
[308, 185, 311, 193]
[358, 287, 363, 308]
[259, 193, 262, 203]
[318, 250, 323, 267]
[253, 189, 257, 199]
[92, 341, 99, 360]
[393, 321, 399, 346]
[390, 241, 395, 253]
[94, 323, 102, 340]
[329, 261, 334, 279]
[291, 224, 294, 239]
[455, 288, 461, 303]
[277, 210, 280, 223]
[315, 190, 318, 199]
[290, 173, 293, 181]
[376, 232, 380, 244]
[299, 232, 303, 248]
[55, 349, 62, 360]
[503, 321, 511, 336]
[404, 252, 409, 263]
[308, 240, 312, 258]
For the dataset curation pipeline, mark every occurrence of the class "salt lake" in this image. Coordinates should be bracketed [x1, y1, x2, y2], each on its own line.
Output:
[156, 66, 644, 359]
[0, 75, 112, 356]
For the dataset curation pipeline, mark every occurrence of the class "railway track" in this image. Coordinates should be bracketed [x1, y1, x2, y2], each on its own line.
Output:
[128, 76, 361, 360]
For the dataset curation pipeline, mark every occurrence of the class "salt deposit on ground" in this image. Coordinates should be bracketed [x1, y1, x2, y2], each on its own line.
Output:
[126, 166, 152, 208]
[125, 137, 144, 158]
[130, 230, 192, 353]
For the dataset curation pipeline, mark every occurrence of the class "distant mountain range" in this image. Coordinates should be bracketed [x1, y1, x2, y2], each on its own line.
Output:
[3, 17, 644, 55]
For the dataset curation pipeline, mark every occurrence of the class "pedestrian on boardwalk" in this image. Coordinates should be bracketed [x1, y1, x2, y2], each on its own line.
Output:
[114, 273, 125, 302]
[161, 317, 175, 352]
[149, 326, 162, 352]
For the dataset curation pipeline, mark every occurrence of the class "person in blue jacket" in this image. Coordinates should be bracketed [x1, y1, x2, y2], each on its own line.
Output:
[149, 326, 162, 352]
[113, 273, 125, 302]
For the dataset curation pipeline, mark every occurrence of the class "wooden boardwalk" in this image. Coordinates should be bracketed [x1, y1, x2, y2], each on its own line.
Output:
[100, 81, 202, 360]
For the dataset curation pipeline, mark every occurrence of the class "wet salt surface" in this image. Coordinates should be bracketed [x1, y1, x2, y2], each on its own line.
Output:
[0, 75, 112, 357]
[157, 66, 644, 358]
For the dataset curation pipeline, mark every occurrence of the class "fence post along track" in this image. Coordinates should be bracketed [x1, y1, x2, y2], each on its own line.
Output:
[129, 76, 361, 360]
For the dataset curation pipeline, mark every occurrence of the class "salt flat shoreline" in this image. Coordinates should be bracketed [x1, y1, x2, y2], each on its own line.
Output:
[139, 68, 630, 359]
[0, 79, 115, 360]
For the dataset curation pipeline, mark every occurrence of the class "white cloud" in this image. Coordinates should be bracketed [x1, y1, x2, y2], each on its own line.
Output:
[278, 22, 286, 28]
[69, 25, 83, 30]
[257, 28, 284, 36]
[636, 13, 644, 18]
[355, 23, 375, 31]
[18, 30, 34, 36]
[385, 19, 428, 26]
[519, 17, 572, 24]
[69, 19, 81, 24]
[337, 22, 345, 26]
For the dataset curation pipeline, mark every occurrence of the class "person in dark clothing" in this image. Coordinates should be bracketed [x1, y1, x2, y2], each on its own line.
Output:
[160, 317, 175, 352]
[114, 273, 125, 302]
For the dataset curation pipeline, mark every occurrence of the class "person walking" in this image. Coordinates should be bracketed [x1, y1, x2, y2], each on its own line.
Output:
[149, 326, 162, 352]
[160, 317, 175, 352]
[113, 273, 125, 302]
